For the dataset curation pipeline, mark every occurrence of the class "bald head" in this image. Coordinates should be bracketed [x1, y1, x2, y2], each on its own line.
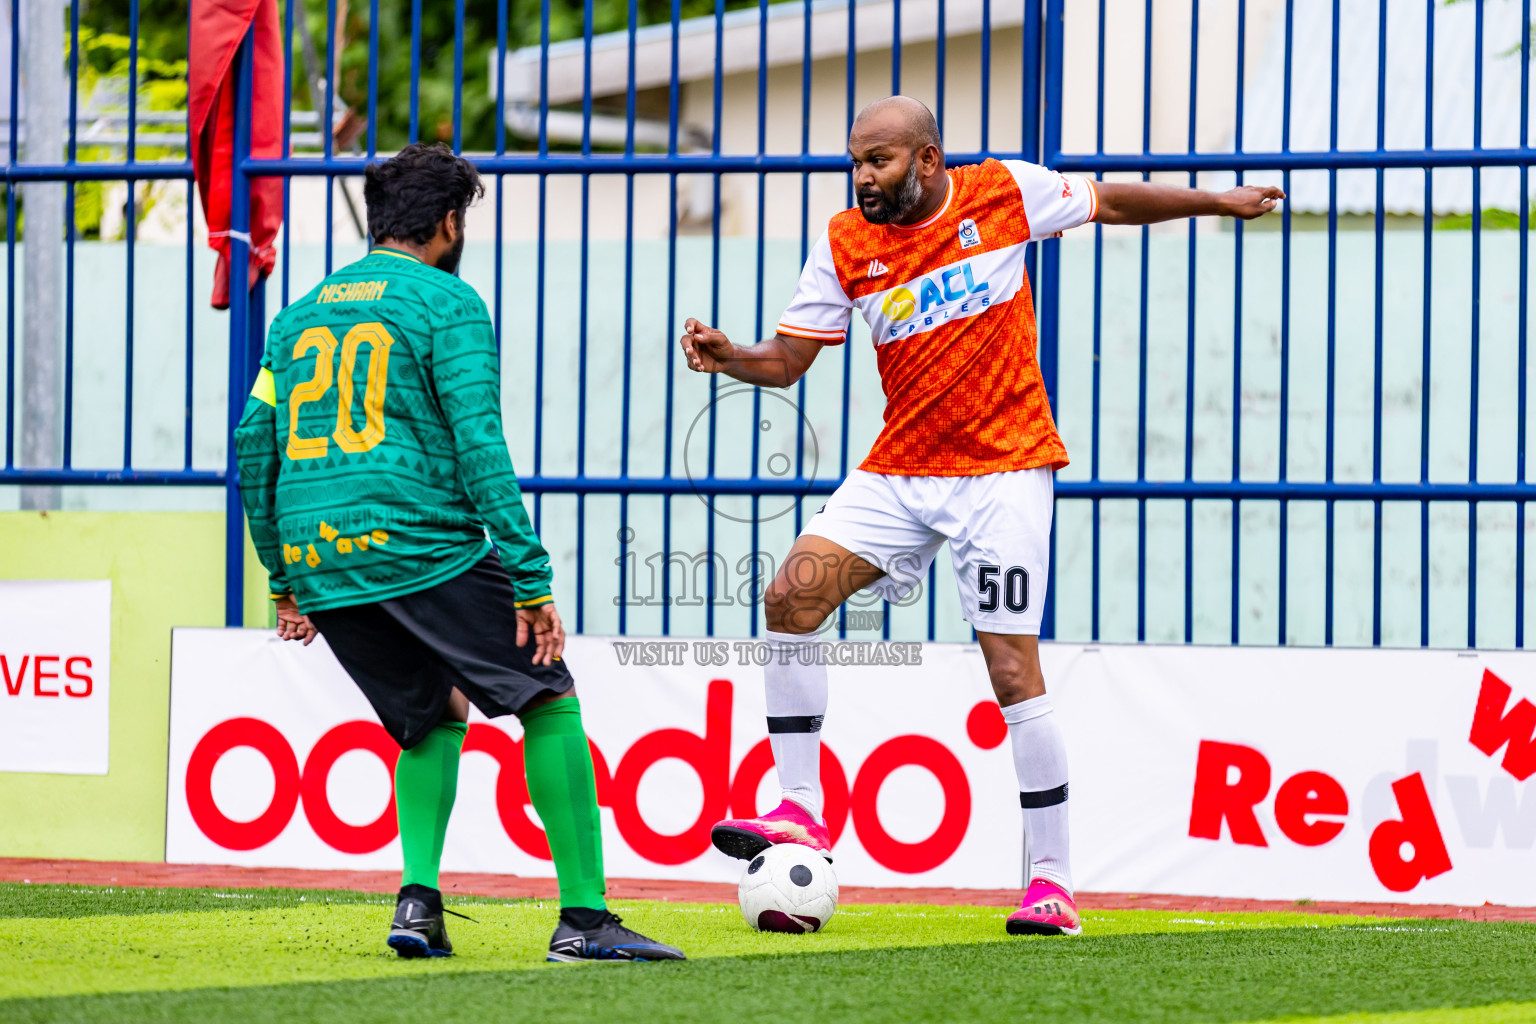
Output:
[851, 96, 943, 154]
[848, 96, 947, 225]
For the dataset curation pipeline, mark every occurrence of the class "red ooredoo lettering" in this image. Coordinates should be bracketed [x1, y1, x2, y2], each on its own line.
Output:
[610, 678, 733, 865]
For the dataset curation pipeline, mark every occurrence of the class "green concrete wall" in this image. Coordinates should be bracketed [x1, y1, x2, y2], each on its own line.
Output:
[0, 511, 269, 861]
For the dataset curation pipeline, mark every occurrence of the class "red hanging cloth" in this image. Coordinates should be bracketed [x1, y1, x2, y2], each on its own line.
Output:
[188, 0, 286, 310]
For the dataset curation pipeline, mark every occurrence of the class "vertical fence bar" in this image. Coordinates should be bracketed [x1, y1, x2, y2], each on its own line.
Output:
[225, 28, 257, 627]
[575, 0, 593, 634]
[1039, 0, 1063, 641]
[662, 0, 680, 637]
[1520, 0, 1531, 649]
[367, 0, 379, 157]
[1372, 0, 1387, 647]
[1136, 0, 1151, 642]
[1278, 0, 1293, 645]
[892, 0, 902, 94]
[124, 0, 139, 470]
[493, 0, 506, 352]
[6, 0, 18, 470]
[796, 0, 810, 545]
[1324, 0, 1340, 647]
[1420, 0, 1435, 647]
[1091, 0, 1104, 642]
[619, 0, 637, 636]
[1182, 0, 1198, 645]
[533, 0, 549, 543]
[453, 0, 465, 153]
[1467, 0, 1483, 648]
[750, 0, 768, 637]
[936, 0, 945, 133]
[323, 0, 336, 275]
[281, 0, 294, 309]
[409, 0, 421, 141]
[708, 0, 725, 638]
[980, 0, 990, 152]
[1019, 0, 1044, 647]
[63, 0, 79, 470]
[1230, 0, 1245, 645]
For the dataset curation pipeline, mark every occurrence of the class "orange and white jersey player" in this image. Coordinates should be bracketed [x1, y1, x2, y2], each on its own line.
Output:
[679, 95, 1283, 937]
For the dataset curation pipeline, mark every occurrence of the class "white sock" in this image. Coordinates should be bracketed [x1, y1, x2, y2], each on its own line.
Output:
[1001, 693, 1072, 894]
[763, 629, 828, 820]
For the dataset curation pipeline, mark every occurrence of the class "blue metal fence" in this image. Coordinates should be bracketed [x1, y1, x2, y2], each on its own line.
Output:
[3, 0, 1532, 646]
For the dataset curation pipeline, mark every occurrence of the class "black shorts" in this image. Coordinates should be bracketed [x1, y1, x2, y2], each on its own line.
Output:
[308, 553, 574, 748]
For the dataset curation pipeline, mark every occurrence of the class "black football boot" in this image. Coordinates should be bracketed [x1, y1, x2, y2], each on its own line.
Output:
[546, 908, 687, 963]
[387, 884, 453, 958]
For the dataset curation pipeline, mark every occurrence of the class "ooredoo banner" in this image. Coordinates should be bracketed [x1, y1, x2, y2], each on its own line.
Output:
[0, 580, 111, 775]
[167, 630, 1536, 905]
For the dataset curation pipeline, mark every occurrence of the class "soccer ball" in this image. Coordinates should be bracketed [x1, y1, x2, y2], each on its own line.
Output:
[737, 843, 838, 933]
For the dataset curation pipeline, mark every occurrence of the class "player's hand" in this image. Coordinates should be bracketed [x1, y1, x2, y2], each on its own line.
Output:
[1223, 184, 1285, 220]
[681, 318, 733, 373]
[517, 602, 566, 667]
[274, 595, 318, 646]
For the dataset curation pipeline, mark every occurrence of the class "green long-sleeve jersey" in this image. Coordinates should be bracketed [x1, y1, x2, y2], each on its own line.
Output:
[234, 247, 553, 613]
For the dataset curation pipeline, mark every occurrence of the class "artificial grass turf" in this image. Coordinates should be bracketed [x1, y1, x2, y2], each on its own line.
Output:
[3, 884, 1533, 1024]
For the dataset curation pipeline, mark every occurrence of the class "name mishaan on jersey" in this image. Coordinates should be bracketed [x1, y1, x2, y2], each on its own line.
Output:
[318, 280, 389, 303]
[857, 242, 1027, 345]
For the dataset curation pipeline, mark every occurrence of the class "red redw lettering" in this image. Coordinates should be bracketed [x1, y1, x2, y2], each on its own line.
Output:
[1187, 740, 1271, 847]
[1274, 771, 1348, 847]
[1367, 773, 1452, 892]
[1469, 669, 1536, 781]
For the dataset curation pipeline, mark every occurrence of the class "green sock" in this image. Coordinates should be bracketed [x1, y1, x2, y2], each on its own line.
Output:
[521, 698, 607, 911]
[395, 720, 467, 890]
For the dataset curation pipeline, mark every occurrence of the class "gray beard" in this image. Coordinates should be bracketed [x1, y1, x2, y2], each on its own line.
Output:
[861, 161, 925, 225]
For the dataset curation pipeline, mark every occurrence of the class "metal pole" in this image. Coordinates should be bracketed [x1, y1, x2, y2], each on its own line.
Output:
[19, 0, 63, 509]
[225, 27, 256, 627]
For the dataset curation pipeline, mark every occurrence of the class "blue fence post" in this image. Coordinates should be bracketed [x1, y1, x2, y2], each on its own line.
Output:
[1037, 0, 1060, 641]
[224, 27, 257, 628]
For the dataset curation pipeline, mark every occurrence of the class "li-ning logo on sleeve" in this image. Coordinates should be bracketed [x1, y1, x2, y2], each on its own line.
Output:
[858, 243, 1027, 345]
[958, 218, 981, 249]
[867, 259, 889, 279]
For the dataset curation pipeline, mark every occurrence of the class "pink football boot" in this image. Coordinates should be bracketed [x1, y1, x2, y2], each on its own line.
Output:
[711, 799, 833, 862]
[1005, 879, 1082, 936]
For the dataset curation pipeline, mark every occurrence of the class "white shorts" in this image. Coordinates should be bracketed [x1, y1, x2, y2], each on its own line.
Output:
[800, 467, 1054, 635]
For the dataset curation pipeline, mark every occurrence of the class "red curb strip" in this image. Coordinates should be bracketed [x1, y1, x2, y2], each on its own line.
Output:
[1, 859, 1531, 921]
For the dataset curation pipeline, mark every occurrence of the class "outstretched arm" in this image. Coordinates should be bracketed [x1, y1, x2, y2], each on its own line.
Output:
[1094, 181, 1284, 226]
[680, 318, 826, 388]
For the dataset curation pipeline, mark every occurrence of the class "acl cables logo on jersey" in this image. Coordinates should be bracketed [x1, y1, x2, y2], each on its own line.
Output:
[861, 244, 1026, 344]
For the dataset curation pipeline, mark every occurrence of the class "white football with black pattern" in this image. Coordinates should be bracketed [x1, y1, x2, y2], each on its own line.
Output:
[737, 843, 838, 933]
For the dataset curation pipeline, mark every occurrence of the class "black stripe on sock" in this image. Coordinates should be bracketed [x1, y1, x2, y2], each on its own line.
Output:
[1019, 784, 1069, 808]
[767, 715, 824, 734]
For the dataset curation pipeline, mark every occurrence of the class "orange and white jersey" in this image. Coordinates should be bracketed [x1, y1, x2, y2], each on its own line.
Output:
[778, 158, 1098, 476]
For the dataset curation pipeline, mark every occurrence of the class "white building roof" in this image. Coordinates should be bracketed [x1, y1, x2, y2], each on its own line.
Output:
[1239, 0, 1533, 215]
[492, 0, 1025, 107]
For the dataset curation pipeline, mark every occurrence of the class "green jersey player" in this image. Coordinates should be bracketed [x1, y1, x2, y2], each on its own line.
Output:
[235, 142, 683, 964]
